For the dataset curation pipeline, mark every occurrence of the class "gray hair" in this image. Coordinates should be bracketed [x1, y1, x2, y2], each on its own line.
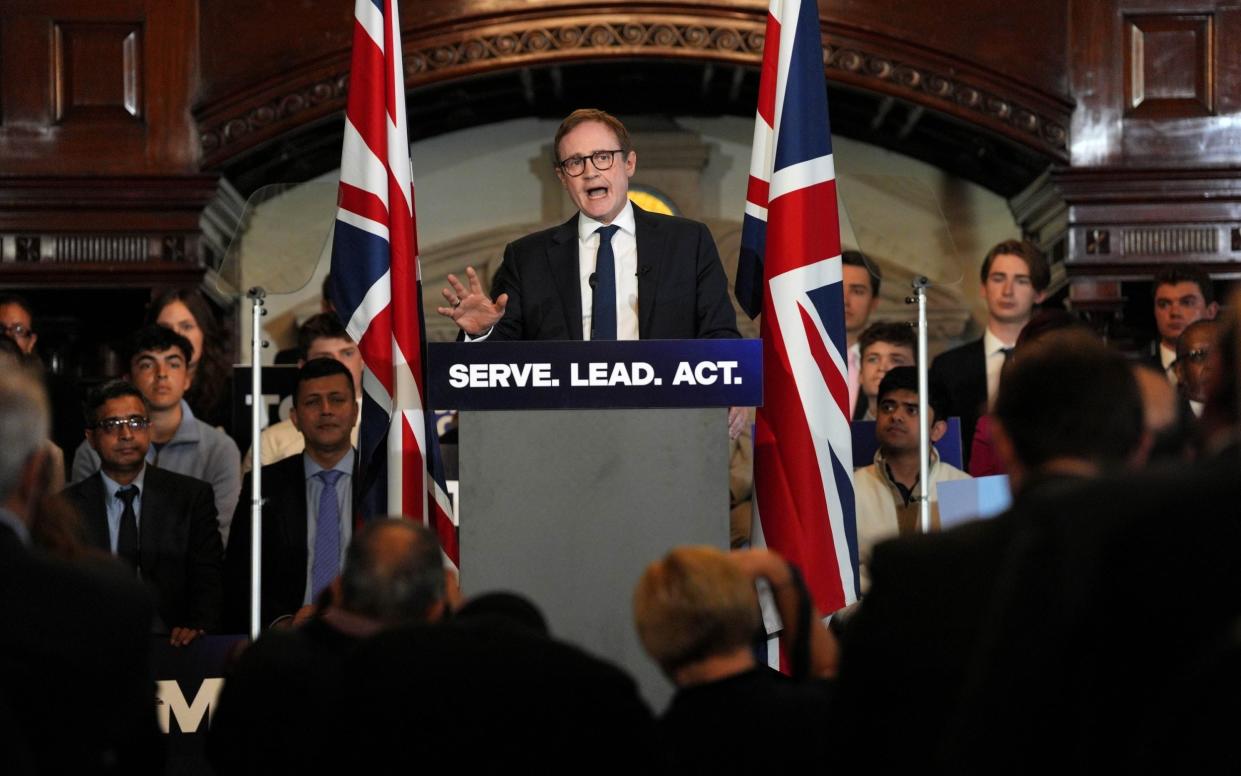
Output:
[0, 371, 49, 501]
[340, 518, 445, 624]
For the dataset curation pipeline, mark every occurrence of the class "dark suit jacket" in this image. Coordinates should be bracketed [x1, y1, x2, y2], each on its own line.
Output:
[829, 475, 1089, 773]
[65, 466, 223, 632]
[0, 522, 163, 774]
[487, 205, 740, 341]
[225, 453, 364, 631]
[929, 338, 986, 468]
[224, 454, 308, 631]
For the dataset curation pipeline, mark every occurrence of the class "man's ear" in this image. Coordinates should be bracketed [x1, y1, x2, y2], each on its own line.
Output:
[1206, 301, 1220, 320]
[289, 404, 302, 432]
[1173, 358, 1187, 385]
[1034, 289, 1047, 304]
[929, 418, 948, 444]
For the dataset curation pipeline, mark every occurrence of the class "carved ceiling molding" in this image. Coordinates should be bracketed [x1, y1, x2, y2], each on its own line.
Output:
[196, 9, 1070, 168]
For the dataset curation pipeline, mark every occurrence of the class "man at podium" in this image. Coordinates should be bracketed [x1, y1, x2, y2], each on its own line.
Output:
[437, 108, 746, 437]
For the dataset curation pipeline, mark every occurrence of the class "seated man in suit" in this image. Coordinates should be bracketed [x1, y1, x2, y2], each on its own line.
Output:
[434, 107, 746, 438]
[71, 324, 241, 545]
[225, 358, 359, 630]
[0, 370, 164, 774]
[209, 518, 448, 774]
[633, 546, 837, 771]
[830, 330, 1146, 773]
[853, 320, 915, 421]
[1150, 264, 1218, 385]
[930, 239, 1049, 468]
[242, 312, 362, 471]
[64, 380, 223, 646]
[853, 366, 971, 590]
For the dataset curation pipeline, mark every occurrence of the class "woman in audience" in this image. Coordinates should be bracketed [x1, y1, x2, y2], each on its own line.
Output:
[147, 288, 232, 428]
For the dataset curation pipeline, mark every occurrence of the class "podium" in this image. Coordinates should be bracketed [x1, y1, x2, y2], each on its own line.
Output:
[429, 339, 762, 708]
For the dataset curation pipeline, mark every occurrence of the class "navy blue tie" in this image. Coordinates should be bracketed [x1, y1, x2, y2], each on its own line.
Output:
[115, 485, 139, 573]
[592, 225, 620, 340]
[311, 469, 344, 601]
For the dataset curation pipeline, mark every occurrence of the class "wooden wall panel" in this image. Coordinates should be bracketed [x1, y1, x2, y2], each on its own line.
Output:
[1124, 13, 1213, 119]
[0, 0, 198, 175]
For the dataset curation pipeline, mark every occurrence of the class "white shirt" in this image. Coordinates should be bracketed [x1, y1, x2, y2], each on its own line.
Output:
[1159, 342, 1179, 386]
[983, 328, 1016, 405]
[847, 342, 861, 416]
[577, 202, 639, 341]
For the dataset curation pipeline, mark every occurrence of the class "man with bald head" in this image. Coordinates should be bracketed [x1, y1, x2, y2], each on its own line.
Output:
[1175, 318, 1220, 418]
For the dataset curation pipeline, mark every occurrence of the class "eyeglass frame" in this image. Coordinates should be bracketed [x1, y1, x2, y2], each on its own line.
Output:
[90, 415, 151, 434]
[556, 149, 627, 177]
[0, 323, 34, 340]
[1179, 347, 1212, 365]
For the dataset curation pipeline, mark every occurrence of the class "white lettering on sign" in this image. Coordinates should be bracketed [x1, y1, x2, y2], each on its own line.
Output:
[448, 363, 556, 388]
[156, 677, 224, 734]
[672, 361, 744, 386]
[570, 362, 658, 386]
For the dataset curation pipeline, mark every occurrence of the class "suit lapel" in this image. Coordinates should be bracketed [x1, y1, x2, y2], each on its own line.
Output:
[78, 474, 111, 551]
[634, 205, 665, 339]
[282, 455, 309, 583]
[138, 467, 168, 575]
[547, 216, 583, 340]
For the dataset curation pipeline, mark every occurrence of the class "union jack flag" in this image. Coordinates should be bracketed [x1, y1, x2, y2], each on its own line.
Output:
[737, 0, 858, 616]
[329, 0, 458, 566]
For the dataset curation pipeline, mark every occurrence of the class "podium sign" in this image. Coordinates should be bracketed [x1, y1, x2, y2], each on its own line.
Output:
[427, 339, 760, 709]
[428, 339, 761, 410]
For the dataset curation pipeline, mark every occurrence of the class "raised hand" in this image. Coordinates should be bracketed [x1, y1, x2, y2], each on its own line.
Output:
[436, 266, 508, 337]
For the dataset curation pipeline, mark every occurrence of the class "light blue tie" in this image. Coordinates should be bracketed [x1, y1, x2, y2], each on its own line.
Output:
[311, 469, 344, 601]
[592, 224, 620, 340]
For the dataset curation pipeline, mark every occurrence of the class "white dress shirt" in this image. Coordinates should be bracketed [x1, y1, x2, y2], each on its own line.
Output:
[983, 328, 1016, 405]
[577, 202, 639, 341]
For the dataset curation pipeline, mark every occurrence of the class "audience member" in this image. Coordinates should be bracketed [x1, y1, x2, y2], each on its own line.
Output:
[842, 251, 881, 416]
[241, 312, 362, 472]
[147, 288, 233, 429]
[63, 380, 223, 645]
[831, 331, 1145, 773]
[853, 320, 915, 420]
[930, 239, 1049, 468]
[853, 367, 971, 589]
[1132, 363, 1195, 464]
[208, 519, 447, 775]
[0, 292, 84, 471]
[71, 325, 241, 543]
[0, 370, 163, 775]
[1174, 317, 1219, 418]
[634, 546, 836, 771]
[225, 358, 360, 630]
[1149, 264, 1217, 385]
[946, 306, 1241, 773]
[340, 591, 657, 770]
[0, 336, 64, 492]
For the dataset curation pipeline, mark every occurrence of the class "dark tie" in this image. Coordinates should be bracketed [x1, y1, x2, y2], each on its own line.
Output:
[1001, 347, 1013, 363]
[311, 469, 344, 601]
[592, 224, 620, 340]
[115, 485, 140, 572]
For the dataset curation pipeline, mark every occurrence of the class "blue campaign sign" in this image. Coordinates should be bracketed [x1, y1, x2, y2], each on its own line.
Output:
[428, 339, 762, 410]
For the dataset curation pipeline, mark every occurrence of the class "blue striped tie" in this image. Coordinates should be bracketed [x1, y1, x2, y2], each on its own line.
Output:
[592, 224, 620, 340]
[311, 469, 344, 601]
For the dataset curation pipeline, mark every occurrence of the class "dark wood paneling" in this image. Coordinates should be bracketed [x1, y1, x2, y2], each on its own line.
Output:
[0, 0, 197, 175]
[1124, 13, 1213, 119]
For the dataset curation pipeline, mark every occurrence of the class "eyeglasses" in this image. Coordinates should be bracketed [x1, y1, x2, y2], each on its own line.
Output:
[557, 149, 625, 177]
[1181, 348, 1211, 365]
[92, 415, 150, 434]
[0, 323, 33, 340]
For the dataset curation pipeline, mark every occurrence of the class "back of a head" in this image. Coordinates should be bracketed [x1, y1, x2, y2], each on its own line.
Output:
[0, 371, 50, 503]
[633, 546, 760, 680]
[994, 330, 1143, 471]
[339, 518, 445, 625]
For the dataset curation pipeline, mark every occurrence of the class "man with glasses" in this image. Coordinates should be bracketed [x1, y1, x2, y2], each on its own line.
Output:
[64, 380, 223, 645]
[71, 324, 241, 544]
[1174, 318, 1220, 418]
[436, 108, 745, 436]
[0, 293, 38, 354]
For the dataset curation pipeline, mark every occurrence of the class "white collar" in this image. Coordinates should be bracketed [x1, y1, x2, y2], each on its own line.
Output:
[577, 201, 636, 241]
[982, 327, 1015, 357]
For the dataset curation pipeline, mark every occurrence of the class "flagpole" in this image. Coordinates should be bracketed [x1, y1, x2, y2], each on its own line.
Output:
[910, 277, 932, 534]
[247, 287, 266, 641]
